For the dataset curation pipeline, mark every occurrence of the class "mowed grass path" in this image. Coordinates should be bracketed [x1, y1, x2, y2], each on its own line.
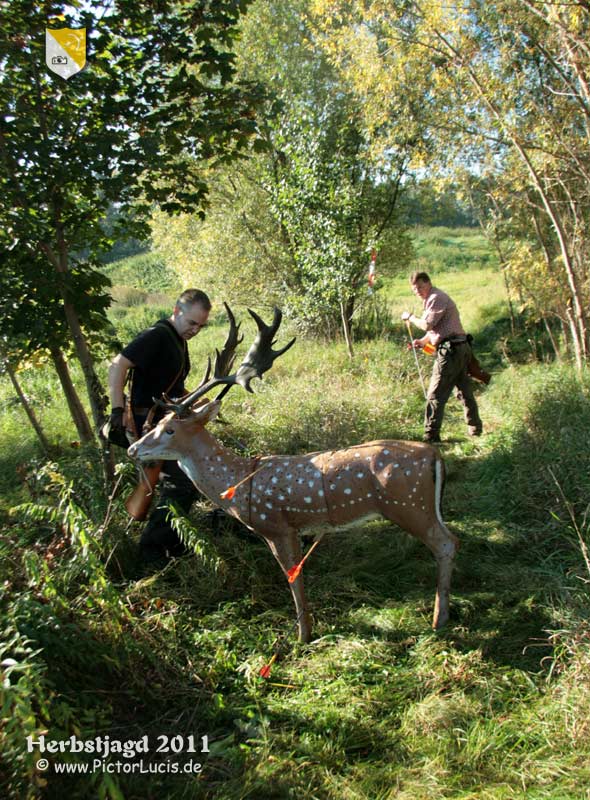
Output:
[1, 229, 589, 799]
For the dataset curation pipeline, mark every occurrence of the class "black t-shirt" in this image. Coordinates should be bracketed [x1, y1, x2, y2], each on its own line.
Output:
[122, 319, 190, 409]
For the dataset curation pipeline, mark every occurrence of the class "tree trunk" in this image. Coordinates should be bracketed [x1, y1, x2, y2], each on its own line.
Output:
[49, 346, 95, 443]
[40, 239, 108, 433]
[60, 297, 115, 486]
[565, 303, 583, 369]
[60, 299, 109, 430]
[477, 95, 587, 366]
[561, 319, 571, 358]
[41, 235, 114, 487]
[471, 192, 518, 335]
[496, 135, 586, 368]
[340, 299, 354, 359]
[530, 199, 579, 362]
[543, 317, 561, 362]
[5, 363, 50, 454]
[433, 29, 589, 369]
[501, 265, 517, 337]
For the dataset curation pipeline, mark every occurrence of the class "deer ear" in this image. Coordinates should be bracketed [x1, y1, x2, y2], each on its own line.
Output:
[191, 399, 221, 424]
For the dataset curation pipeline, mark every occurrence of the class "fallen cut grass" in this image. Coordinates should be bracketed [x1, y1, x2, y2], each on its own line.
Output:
[2, 358, 589, 799]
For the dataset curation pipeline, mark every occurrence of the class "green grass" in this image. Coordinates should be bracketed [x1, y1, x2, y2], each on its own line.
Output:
[412, 226, 499, 274]
[1, 228, 589, 800]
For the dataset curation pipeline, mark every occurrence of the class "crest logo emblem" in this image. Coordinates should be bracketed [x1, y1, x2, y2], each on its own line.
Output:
[46, 27, 86, 79]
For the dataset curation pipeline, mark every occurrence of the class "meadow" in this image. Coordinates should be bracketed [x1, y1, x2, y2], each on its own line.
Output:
[1, 228, 589, 799]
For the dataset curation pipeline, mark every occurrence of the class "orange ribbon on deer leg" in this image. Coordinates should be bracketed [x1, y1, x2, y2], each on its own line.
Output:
[287, 537, 322, 583]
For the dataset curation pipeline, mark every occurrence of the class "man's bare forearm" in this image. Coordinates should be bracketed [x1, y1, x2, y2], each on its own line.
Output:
[408, 313, 428, 331]
[108, 354, 134, 408]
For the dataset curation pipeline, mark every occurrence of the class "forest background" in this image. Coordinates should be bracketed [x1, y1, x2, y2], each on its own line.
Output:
[1, 1, 590, 798]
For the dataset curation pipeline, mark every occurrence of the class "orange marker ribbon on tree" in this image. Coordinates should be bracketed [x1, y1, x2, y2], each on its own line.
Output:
[367, 249, 377, 294]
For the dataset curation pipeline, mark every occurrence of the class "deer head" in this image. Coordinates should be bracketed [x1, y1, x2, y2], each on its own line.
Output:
[128, 400, 221, 462]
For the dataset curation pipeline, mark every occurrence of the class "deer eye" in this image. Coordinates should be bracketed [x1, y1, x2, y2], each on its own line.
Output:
[165, 428, 174, 435]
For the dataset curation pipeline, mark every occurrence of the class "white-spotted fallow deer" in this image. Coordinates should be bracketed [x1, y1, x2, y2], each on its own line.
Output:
[127, 307, 458, 642]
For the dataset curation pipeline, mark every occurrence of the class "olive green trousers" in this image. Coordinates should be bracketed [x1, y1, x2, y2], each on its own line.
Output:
[425, 342, 482, 438]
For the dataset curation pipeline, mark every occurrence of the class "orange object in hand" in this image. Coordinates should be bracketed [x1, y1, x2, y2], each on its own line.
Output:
[422, 342, 436, 356]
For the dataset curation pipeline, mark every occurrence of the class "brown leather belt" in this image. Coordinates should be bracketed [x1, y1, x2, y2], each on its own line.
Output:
[438, 336, 467, 349]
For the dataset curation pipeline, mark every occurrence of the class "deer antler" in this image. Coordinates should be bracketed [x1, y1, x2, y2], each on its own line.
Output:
[232, 307, 296, 393]
[214, 302, 243, 379]
[161, 306, 294, 416]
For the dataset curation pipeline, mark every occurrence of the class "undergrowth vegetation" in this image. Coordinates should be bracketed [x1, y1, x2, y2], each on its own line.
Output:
[1, 230, 589, 799]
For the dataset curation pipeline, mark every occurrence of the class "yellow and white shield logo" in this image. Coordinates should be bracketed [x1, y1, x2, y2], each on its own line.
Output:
[46, 28, 86, 80]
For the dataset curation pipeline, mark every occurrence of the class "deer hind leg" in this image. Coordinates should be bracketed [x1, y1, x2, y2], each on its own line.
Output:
[264, 530, 313, 643]
[425, 456, 458, 629]
[387, 459, 458, 629]
[429, 457, 459, 629]
[403, 516, 458, 630]
[429, 520, 458, 629]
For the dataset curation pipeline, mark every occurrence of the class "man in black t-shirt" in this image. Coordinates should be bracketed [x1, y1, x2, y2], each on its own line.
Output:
[108, 289, 211, 563]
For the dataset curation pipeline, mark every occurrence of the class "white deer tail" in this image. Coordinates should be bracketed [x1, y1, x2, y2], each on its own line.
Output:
[434, 456, 446, 528]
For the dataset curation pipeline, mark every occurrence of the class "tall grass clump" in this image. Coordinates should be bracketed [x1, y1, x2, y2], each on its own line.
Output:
[468, 363, 590, 718]
[477, 364, 590, 532]
[0, 464, 248, 800]
[1, 467, 133, 798]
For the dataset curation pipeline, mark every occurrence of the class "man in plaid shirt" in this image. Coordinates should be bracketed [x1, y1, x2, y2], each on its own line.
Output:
[402, 271, 482, 443]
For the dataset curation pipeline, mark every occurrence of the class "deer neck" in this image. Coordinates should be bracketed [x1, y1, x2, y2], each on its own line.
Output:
[176, 427, 253, 516]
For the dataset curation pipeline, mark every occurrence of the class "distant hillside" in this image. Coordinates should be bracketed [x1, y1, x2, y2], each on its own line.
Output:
[100, 251, 180, 294]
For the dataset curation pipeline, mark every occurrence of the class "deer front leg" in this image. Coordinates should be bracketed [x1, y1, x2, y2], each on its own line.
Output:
[264, 530, 313, 643]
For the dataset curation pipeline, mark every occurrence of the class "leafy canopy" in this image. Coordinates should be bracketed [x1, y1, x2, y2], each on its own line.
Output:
[0, 0, 264, 240]
[0, 0, 264, 364]
[152, 0, 414, 337]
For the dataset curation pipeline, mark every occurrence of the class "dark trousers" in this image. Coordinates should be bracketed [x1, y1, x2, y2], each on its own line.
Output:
[425, 342, 482, 437]
[139, 460, 200, 562]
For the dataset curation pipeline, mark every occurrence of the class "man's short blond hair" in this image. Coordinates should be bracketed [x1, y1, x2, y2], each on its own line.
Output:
[176, 289, 211, 311]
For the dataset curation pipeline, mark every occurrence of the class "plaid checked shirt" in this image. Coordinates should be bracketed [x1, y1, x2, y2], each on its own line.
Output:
[421, 286, 465, 346]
